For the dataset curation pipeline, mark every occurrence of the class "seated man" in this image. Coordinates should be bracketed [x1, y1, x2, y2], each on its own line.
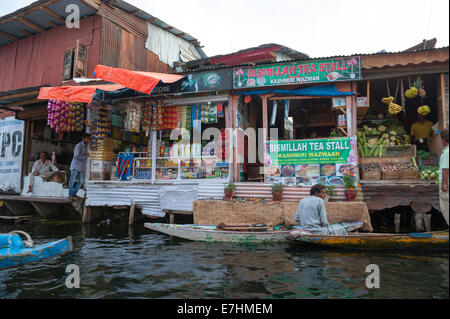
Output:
[293, 184, 362, 235]
[27, 152, 60, 193]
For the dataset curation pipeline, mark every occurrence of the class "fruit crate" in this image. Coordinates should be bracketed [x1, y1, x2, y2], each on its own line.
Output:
[381, 170, 400, 180]
[400, 169, 419, 179]
[362, 169, 381, 180]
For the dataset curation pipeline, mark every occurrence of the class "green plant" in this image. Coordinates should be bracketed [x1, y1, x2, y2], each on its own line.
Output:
[225, 182, 236, 191]
[271, 183, 284, 192]
[343, 174, 360, 191]
[318, 183, 337, 197]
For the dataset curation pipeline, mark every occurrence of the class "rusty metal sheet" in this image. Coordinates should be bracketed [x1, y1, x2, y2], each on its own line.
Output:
[133, 36, 147, 71]
[120, 29, 134, 70]
[98, 2, 147, 40]
[361, 182, 441, 213]
[100, 17, 121, 67]
[0, 15, 101, 92]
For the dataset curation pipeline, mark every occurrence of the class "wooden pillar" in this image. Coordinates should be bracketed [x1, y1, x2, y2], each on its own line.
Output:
[261, 95, 269, 143]
[21, 120, 34, 190]
[350, 82, 358, 137]
[128, 203, 136, 226]
[230, 95, 240, 182]
[82, 206, 91, 224]
[438, 73, 448, 130]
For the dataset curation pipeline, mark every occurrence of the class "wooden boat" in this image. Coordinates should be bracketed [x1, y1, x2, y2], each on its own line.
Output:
[287, 231, 449, 250]
[0, 231, 73, 270]
[144, 223, 290, 244]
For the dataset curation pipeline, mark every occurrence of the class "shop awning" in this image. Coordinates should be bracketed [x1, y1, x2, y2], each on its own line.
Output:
[236, 85, 354, 97]
[38, 84, 126, 103]
[94, 65, 185, 95]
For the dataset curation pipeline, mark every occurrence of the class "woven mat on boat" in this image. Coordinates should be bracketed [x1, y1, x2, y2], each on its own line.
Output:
[194, 201, 373, 232]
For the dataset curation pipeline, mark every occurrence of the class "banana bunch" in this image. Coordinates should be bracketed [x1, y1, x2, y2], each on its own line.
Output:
[388, 103, 403, 115]
[418, 105, 431, 116]
[382, 96, 395, 104]
[405, 87, 419, 99]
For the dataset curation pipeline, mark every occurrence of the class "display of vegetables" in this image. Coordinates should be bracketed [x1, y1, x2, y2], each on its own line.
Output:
[419, 166, 439, 182]
[358, 133, 387, 158]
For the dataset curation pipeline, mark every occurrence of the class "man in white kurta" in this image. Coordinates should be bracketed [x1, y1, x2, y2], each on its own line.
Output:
[27, 152, 59, 193]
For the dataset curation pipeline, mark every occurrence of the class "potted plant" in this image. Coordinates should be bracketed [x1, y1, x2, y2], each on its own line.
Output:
[271, 183, 284, 201]
[224, 182, 236, 200]
[343, 173, 361, 202]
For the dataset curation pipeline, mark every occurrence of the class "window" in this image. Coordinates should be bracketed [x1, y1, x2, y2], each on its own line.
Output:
[62, 40, 88, 81]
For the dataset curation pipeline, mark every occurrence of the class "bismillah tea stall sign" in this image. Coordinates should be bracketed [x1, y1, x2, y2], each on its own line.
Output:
[264, 137, 358, 186]
[233, 57, 361, 89]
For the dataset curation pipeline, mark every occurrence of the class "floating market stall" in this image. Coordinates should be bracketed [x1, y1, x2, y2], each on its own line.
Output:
[226, 57, 368, 202]
[355, 71, 448, 230]
[77, 66, 236, 221]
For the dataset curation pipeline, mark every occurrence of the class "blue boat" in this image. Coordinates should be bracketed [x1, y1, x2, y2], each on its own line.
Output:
[0, 231, 73, 270]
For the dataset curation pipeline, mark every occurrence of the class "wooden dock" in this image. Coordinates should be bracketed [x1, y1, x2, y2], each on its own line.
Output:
[0, 194, 84, 219]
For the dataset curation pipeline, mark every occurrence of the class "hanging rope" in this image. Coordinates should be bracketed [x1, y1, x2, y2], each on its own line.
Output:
[394, 80, 400, 102]
[9, 231, 34, 248]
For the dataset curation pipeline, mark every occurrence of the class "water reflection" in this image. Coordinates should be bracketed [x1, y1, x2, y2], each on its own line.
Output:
[0, 223, 448, 299]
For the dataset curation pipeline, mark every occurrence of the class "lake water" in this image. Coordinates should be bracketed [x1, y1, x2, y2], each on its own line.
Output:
[0, 222, 448, 299]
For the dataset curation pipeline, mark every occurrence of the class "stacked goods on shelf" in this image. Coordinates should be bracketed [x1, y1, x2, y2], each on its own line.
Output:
[91, 104, 111, 149]
[47, 99, 85, 133]
[90, 137, 114, 181]
[125, 101, 141, 133]
[91, 137, 115, 161]
[142, 101, 153, 131]
[357, 119, 413, 158]
[152, 100, 164, 131]
[181, 106, 192, 131]
[163, 106, 179, 130]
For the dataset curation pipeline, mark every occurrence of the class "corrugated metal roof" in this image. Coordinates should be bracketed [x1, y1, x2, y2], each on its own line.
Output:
[305, 45, 450, 61]
[24, 8, 65, 29]
[46, 0, 96, 18]
[0, 0, 96, 46]
[174, 46, 449, 74]
[0, 20, 38, 38]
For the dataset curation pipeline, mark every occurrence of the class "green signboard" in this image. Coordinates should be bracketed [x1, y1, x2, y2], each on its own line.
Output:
[264, 137, 358, 187]
[233, 57, 361, 89]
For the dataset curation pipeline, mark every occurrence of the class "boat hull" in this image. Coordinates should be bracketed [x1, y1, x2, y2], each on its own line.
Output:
[287, 232, 449, 250]
[0, 237, 73, 270]
[145, 223, 290, 244]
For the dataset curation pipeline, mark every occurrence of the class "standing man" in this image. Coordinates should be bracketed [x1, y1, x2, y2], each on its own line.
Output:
[410, 112, 434, 151]
[69, 133, 90, 200]
[439, 129, 449, 226]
